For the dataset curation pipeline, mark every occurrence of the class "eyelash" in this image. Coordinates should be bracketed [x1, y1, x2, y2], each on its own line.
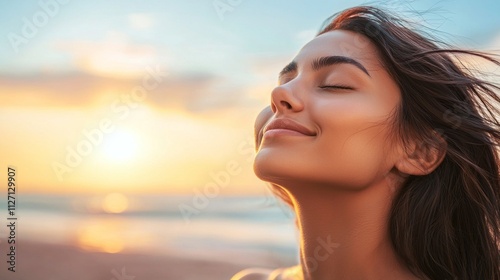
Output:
[319, 84, 354, 90]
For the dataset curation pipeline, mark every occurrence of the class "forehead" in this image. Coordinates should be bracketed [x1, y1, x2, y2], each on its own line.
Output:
[293, 30, 382, 70]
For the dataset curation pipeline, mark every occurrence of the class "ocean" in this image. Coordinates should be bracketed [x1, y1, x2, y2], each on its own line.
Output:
[0, 193, 299, 265]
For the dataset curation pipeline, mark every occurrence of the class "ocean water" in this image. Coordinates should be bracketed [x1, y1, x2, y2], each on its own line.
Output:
[0, 193, 299, 264]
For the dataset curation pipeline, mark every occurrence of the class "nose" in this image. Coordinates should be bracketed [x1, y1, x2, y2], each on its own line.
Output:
[270, 84, 304, 113]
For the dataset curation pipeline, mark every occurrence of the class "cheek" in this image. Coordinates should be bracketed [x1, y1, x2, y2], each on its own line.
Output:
[311, 105, 397, 188]
[253, 122, 396, 189]
[253, 94, 401, 189]
[316, 129, 393, 188]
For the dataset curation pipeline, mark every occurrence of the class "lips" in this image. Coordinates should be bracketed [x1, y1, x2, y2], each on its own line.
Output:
[264, 118, 316, 136]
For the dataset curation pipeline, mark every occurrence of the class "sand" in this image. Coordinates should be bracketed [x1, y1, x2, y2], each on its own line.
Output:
[0, 239, 294, 280]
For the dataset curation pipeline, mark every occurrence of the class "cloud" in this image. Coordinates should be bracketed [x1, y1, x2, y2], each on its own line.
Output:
[1, 36, 287, 114]
[0, 72, 113, 107]
[146, 72, 264, 113]
[55, 33, 160, 79]
[128, 13, 154, 30]
[0, 70, 265, 114]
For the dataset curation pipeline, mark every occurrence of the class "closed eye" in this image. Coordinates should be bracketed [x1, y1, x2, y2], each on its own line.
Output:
[319, 84, 354, 90]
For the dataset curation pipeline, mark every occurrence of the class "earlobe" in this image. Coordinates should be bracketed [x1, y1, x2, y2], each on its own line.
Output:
[395, 133, 447, 176]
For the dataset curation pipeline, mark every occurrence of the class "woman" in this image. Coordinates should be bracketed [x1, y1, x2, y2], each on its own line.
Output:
[232, 6, 500, 280]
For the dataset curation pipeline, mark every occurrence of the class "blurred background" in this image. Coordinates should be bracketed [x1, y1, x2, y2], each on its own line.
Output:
[0, 0, 498, 279]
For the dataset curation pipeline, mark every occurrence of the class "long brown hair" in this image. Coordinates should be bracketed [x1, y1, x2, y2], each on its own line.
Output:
[271, 6, 500, 279]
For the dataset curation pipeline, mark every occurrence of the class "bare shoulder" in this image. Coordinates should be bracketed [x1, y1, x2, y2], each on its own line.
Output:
[231, 266, 302, 280]
[230, 268, 274, 280]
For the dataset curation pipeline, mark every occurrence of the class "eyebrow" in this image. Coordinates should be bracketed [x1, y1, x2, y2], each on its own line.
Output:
[278, 55, 371, 78]
[279, 61, 297, 77]
[312, 56, 370, 77]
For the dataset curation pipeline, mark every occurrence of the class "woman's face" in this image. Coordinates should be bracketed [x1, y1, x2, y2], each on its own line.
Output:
[254, 30, 403, 190]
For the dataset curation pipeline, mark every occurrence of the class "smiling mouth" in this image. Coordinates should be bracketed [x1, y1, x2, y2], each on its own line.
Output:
[263, 118, 316, 137]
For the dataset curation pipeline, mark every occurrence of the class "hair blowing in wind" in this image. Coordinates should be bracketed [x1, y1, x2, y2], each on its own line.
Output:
[313, 6, 500, 279]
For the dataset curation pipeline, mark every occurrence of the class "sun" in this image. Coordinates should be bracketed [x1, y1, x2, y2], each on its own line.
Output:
[102, 193, 129, 213]
[101, 130, 139, 161]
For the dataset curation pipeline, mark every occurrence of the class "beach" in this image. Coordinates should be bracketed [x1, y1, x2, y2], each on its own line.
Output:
[0, 194, 298, 280]
[0, 239, 293, 280]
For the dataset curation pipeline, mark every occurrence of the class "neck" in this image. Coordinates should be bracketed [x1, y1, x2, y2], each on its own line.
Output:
[282, 178, 418, 280]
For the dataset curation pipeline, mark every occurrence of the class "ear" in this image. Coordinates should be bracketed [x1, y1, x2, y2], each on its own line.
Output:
[395, 131, 447, 176]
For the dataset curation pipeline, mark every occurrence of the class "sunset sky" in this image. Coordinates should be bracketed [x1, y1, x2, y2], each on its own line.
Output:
[0, 0, 499, 195]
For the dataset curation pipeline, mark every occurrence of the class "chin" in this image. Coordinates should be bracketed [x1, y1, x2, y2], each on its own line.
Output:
[253, 152, 277, 182]
[253, 151, 291, 184]
[253, 150, 312, 187]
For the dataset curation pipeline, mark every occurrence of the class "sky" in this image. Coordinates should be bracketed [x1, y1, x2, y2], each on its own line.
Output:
[0, 0, 499, 195]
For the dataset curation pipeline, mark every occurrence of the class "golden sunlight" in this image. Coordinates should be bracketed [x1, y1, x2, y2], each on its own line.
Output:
[100, 130, 139, 161]
[102, 193, 129, 214]
[77, 222, 125, 253]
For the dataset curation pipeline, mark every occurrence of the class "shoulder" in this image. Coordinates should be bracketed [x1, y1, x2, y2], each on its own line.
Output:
[231, 266, 301, 280]
[230, 268, 274, 280]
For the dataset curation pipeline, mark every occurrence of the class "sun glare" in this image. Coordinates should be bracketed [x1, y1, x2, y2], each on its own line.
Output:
[102, 193, 129, 214]
[101, 130, 139, 161]
[77, 222, 125, 253]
